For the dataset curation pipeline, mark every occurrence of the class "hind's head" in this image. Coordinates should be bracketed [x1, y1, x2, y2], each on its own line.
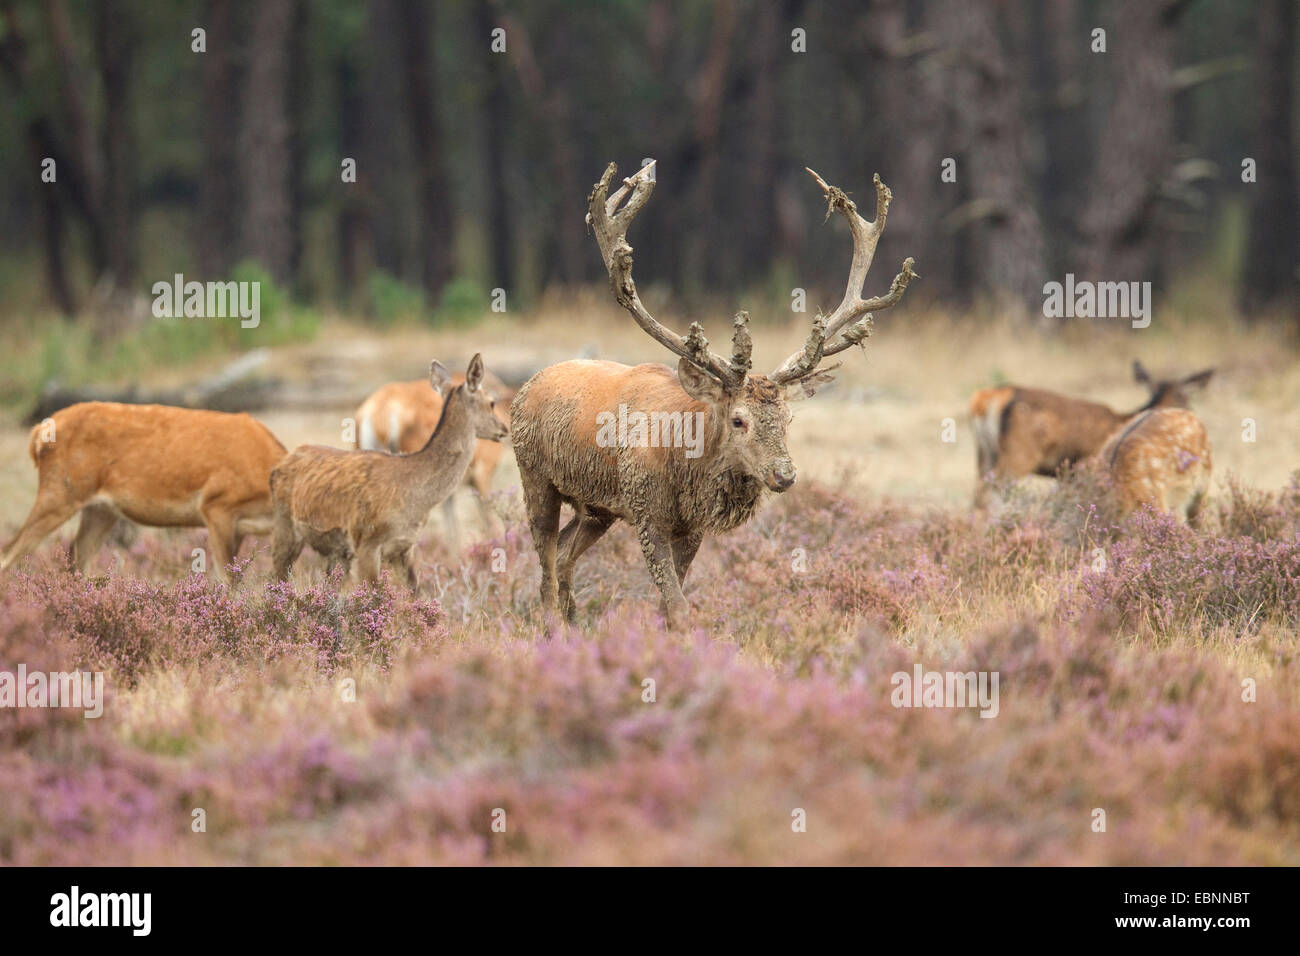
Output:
[1133, 360, 1214, 409]
[432, 354, 510, 442]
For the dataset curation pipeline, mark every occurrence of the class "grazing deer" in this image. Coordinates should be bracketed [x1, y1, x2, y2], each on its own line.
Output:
[1095, 408, 1212, 524]
[511, 160, 916, 627]
[353, 370, 515, 543]
[0, 403, 287, 581]
[969, 361, 1214, 509]
[270, 354, 509, 590]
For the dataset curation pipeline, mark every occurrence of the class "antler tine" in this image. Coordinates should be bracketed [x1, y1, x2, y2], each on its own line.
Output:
[730, 311, 753, 379]
[771, 170, 917, 385]
[587, 161, 738, 387]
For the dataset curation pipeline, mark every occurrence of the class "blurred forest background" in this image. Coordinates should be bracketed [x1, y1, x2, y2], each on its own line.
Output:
[0, 0, 1296, 355]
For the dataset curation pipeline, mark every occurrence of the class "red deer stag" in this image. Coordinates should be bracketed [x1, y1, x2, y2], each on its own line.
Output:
[1095, 407, 1212, 524]
[1, 403, 287, 581]
[353, 370, 515, 542]
[511, 160, 916, 627]
[969, 361, 1213, 509]
[270, 354, 509, 590]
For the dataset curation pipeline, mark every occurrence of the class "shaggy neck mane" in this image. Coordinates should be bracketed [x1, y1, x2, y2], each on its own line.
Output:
[675, 407, 767, 533]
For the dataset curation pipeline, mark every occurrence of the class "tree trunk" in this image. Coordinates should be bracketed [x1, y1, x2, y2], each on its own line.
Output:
[29, 138, 76, 316]
[93, 0, 137, 294]
[397, 0, 455, 303]
[1242, 0, 1300, 316]
[477, 0, 512, 295]
[362, 0, 405, 279]
[44, 0, 106, 274]
[935, 0, 1048, 312]
[337, 52, 370, 304]
[199, 0, 242, 279]
[1029, 0, 1085, 272]
[287, 0, 309, 285]
[238, 0, 295, 283]
[680, 0, 737, 297]
[1077, 0, 1188, 285]
[742, 0, 780, 276]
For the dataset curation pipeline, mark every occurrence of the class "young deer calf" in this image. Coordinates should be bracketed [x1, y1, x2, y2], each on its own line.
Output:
[1095, 408, 1212, 524]
[353, 369, 515, 542]
[969, 361, 1213, 509]
[270, 354, 508, 589]
[1, 403, 287, 581]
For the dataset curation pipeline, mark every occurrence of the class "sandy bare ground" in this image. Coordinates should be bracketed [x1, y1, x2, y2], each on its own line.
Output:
[1, 299, 1297, 549]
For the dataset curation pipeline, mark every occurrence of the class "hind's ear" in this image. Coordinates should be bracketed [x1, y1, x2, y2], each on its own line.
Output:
[465, 353, 485, 392]
[1133, 360, 1152, 388]
[429, 360, 452, 395]
[1182, 368, 1214, 389]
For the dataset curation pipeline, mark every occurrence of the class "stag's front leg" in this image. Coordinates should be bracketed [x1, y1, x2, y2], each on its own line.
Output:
[671, 531, 703, 583]
[637, 523, 689, 629]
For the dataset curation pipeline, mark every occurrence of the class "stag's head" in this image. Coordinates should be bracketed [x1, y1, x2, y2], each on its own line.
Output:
[586, 160, 917, 493]
[677, 353, 797, 491]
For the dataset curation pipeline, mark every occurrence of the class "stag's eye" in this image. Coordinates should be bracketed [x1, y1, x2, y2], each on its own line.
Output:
[731, 416, 745, 429]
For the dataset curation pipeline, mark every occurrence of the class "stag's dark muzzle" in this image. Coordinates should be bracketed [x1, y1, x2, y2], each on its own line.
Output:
[767, 460, 797, 492]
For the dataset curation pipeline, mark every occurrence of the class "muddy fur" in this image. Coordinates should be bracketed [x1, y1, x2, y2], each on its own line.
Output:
[511, 359, 802, 627]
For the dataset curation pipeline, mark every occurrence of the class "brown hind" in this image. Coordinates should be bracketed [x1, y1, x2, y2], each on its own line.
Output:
[969, 361, 1213, 509]
[353, 369, 514, 542]
[1, 402, 287, 581]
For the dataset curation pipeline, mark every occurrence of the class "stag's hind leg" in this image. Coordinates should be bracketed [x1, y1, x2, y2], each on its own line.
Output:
[556, 508, 615, 621]
[521, 474, 563, 614]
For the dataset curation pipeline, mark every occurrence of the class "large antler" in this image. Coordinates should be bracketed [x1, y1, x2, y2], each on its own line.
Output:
[587, 161, 750, 390]
[770, 169, 917, 386]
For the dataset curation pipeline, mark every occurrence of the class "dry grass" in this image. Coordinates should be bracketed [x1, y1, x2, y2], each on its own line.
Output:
[1, 303, 1298, 865]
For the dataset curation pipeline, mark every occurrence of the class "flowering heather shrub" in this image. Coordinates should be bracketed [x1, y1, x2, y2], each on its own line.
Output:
[1062, 507, 1300, 633]
[7, 565, 447, 682]
[2, 478, 1299, 864]
[1214, 471, 1300, 541]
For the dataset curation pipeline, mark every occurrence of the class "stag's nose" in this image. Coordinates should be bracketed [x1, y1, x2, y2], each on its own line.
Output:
[768, 460, 797, 492]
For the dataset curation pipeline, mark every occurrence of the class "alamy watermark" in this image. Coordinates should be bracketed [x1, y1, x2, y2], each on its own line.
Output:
[152, 273, 260, 328]
[50, 886, 150, 936]
[595, 404, 706, 458]
[1042, 273, 1151, 329]
[891, 665, 1000, 718]
[0, 665, 104, 718]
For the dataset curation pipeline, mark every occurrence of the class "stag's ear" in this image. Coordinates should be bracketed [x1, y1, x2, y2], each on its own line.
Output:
[1133, 360, 1152, 388]
[1182, 367, 1214, 390]
[429, 360, 452, 395]
[785, 370, 835, 402]
[677, 358, 727, 403]
[465, 353, 485, 392]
